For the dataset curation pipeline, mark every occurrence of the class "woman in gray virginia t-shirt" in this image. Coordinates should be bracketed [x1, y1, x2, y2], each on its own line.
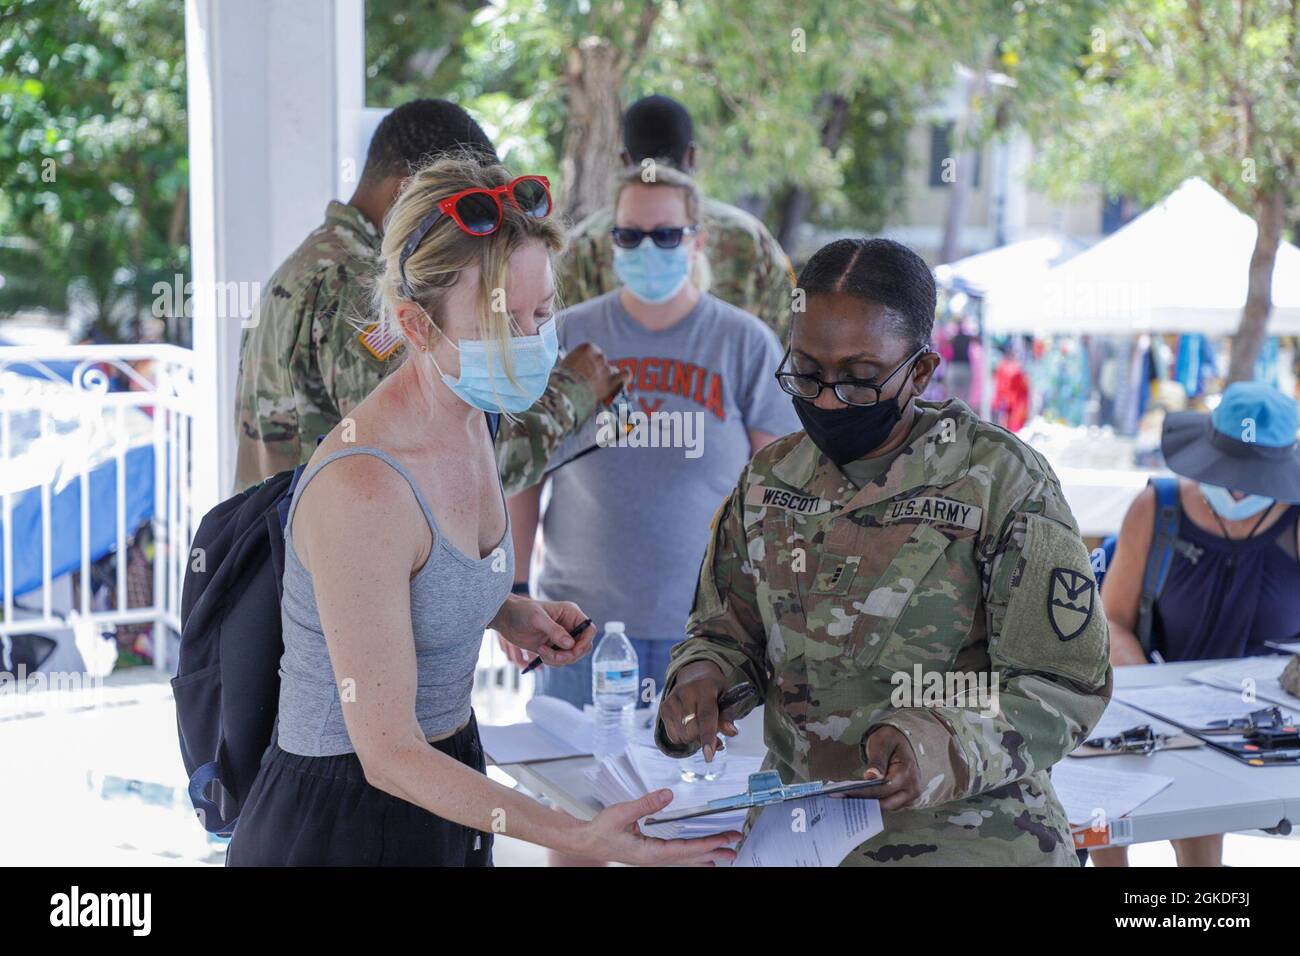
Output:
[504, 166, 799, 709]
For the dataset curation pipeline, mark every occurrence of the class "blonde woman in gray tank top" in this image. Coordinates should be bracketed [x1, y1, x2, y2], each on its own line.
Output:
[226, 156, 738, 868]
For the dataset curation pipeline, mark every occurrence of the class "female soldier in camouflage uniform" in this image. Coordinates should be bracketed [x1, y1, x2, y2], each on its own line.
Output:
[657, 238, 1112, 866]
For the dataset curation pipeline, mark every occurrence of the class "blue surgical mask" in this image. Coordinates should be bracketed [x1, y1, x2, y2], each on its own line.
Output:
[613, 239, 692, 304]
[439, 318, 559, 414]
[1199, 482, 1274, 521]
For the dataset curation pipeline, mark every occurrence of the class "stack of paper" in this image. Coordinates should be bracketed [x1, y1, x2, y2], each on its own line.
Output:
[585, 737, 767, 839]
[733, 795, 882, 867]
[1116, 682, 1297, 732]
[1186, 656, 1300, 707]
[1073, 700, 1184, 752]
[1050, 761, 1174, 828]
[582, 708, 885, 865]
[479, 696, 594, 765]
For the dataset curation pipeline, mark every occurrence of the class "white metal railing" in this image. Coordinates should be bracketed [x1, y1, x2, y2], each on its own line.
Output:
[0, 344, 195, 674]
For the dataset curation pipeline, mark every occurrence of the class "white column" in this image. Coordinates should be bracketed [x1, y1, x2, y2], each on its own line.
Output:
[185, 0, 364, 516]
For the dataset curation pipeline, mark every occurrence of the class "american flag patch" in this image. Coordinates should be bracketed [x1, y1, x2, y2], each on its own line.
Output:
[358, 322, 402, 361]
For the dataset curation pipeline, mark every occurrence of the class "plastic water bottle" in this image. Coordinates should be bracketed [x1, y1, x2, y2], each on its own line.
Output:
[592, 622, 639, 759]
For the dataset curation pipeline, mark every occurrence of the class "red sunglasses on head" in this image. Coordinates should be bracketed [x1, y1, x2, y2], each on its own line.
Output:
[399, 175, 552, 296]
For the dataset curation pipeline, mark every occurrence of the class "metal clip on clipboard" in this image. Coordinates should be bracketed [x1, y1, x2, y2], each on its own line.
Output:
[1083, 724, 1173, 755]
[643, 770, 884, 826]
[1205, 706, 1288, 734]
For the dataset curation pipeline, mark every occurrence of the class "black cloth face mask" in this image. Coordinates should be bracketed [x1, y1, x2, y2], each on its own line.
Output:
[793, 392, 906, 467]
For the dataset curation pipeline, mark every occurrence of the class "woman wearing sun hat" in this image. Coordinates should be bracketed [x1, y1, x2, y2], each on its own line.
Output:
[1096, 380, 1300, 867]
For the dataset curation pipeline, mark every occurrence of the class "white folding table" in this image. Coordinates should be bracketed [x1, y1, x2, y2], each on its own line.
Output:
[497, 658, 1300, 846]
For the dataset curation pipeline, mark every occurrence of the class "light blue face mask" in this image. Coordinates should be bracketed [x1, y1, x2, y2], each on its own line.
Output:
[613, 239, 692, 304]
[1199, 482, 1274, 521]
[439, 318, 559, 414]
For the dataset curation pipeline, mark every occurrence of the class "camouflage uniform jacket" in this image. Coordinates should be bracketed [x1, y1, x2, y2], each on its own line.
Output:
[233, 201, 598, 494]
[557, 196, 797, 341]
[655, 399, 1112, 866]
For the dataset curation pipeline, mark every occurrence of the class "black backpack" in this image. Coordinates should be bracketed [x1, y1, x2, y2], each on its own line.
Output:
[174, 414, 499, 835]
[174, 466, 302, 835]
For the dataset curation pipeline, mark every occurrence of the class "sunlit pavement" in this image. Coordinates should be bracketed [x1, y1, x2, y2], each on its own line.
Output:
[2, 669, 1295, 867]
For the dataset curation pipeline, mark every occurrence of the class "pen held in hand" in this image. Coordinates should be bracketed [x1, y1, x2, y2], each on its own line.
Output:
[521, 617, 593, 675]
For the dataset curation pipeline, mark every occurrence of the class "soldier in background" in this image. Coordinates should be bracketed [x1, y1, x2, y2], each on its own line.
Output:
[655, 238, 1112, 866]
[557, 95, 796, 341]
[234, 99, 624, 493]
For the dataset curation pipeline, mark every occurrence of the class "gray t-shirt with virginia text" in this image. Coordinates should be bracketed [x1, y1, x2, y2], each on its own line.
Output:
[537, 291, 799, 641]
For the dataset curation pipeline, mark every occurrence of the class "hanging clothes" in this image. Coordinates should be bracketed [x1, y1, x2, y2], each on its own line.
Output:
[1174, 335, 1202, 398]
[966, 337, 985, 412]
[1253, 337, 1281, 387]
[1117, 337, 1145, 434]
[993, 353, 1030, 432]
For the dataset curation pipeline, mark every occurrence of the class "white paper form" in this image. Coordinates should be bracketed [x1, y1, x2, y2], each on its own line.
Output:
[617, 741, 765, 839]
[584, 701, 772, 837]
[1186, 656, 1300, 708]
[1115, 683, 1297, 732]
[732, 795, 882, 867]
[1050, 761, 1174, 827]
[479, 696, 594, 764]
[626, 740, 763, 797]
[1083, 699, 1183, 742]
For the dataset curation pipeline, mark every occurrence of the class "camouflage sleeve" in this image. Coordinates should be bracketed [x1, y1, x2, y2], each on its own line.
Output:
[654, 477, 768, 756]
[554, 227, 608, 310]
[288, 274, 346, 458]
[753, 233, 796, 343]
[869, 481, 1112, 808]
[313, 269, 392, 423]
[494, 364, 598, 496]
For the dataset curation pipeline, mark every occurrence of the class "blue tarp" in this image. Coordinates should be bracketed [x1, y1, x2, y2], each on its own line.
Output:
[1, 445, 156, 597]
[1, 343, 157, 597]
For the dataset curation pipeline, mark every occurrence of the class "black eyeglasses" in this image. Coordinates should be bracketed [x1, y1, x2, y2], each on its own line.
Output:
[775, 346, 929, 407]
[610, 226, 698, 249]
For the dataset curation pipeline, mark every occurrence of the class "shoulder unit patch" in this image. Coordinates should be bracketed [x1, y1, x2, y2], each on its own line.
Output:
[1048, 566, 1095, 641]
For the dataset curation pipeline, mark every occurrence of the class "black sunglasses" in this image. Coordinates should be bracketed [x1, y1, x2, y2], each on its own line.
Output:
[775, 346, 929, 407]
[610, 225, 698, 250]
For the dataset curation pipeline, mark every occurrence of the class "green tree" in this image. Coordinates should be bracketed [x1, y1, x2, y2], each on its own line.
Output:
[364, 0, 941, 248]
[644, 0, 940, 251]
[1032, 0, 1300, 381]
[903, 0, 1112, 262]
[0, 0, 189, 342]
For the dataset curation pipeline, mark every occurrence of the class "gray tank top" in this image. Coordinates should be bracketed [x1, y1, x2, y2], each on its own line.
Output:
[276, 446, 514, 756]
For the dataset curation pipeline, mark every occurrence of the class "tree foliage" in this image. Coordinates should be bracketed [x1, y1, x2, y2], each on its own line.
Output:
[0, 0, 189, 340]
[1031, 0, 1300, 376]
[8, 0, 1287, 359]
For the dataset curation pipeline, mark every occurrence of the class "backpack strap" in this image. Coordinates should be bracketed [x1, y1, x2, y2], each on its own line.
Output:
[188, 761, 237, 837]
[1136, 477, 1180, 657]
[276, 464, 307, 533]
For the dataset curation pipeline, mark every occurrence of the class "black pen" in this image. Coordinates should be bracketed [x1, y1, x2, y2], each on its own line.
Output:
[521, 618, 593, 675]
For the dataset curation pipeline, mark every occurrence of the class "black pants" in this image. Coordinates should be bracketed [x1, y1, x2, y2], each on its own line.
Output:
[227, 713, 493, 867]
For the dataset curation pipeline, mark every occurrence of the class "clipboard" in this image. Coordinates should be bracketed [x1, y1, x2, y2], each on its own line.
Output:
[643, 770, 885, 825]
[1203, 736, 1300, 766]
[1071, 724, 1201, 757]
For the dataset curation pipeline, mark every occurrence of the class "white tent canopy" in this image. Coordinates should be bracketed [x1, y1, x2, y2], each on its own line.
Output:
[934, 234, 1087, 298]
[983, 177, 1300, 334]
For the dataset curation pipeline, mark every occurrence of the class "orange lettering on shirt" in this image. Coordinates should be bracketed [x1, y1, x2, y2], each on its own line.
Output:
[705, 373, 725, 420]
